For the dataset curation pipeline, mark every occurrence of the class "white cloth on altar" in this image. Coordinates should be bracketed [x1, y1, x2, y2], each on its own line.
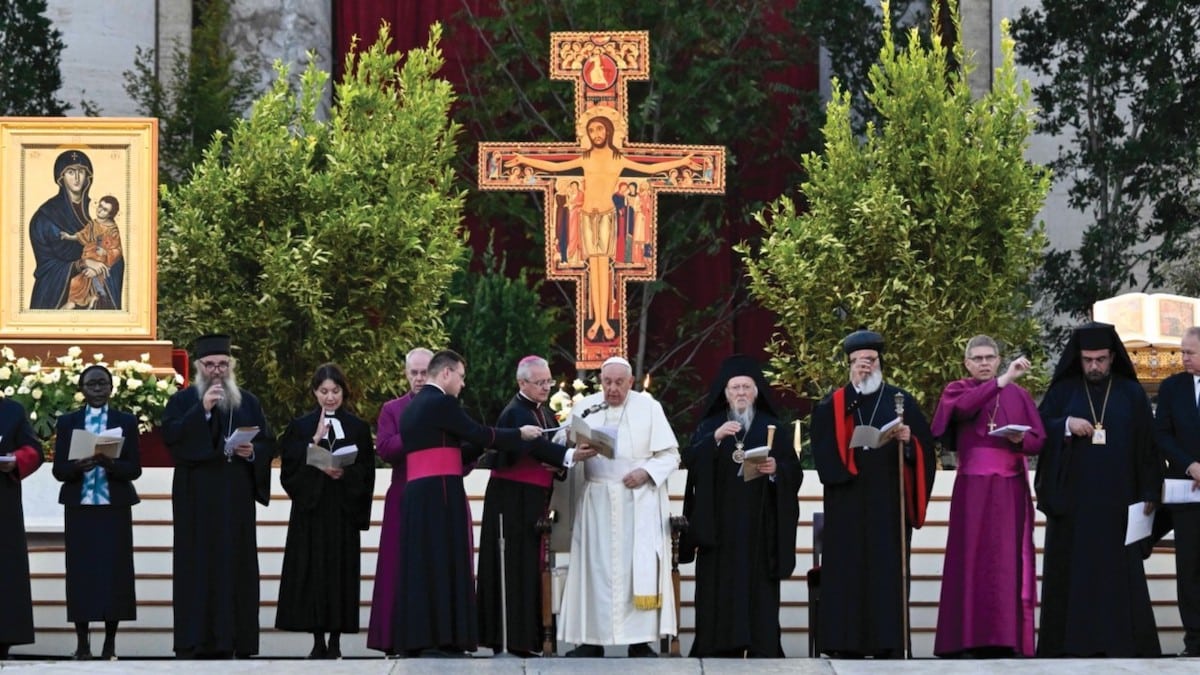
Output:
[557, 390, 680, 646]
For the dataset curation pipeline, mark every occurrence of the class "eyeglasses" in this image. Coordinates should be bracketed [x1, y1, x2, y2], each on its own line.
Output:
[967, 354, 998, 363]
[524, 378, 555, 387]
[198, 359, 231, 372]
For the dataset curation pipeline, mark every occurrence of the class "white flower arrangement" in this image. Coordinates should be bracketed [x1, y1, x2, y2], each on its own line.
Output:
[0, 345, 183, 444]
[548, 377, 599, 423]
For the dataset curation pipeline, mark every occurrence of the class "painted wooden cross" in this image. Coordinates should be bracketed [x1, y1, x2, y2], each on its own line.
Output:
[478, 30, 726, 369]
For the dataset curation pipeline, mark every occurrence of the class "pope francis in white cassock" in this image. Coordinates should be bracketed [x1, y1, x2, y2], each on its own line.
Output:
[560, 357, 679, 658]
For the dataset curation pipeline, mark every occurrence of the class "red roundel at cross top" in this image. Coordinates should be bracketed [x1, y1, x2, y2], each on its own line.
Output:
[581, 53, 619, 91]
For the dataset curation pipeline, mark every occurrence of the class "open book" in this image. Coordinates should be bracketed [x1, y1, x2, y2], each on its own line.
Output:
[571, 414, 618, 459]
[741, 445, 771, 481]
[307, 444, 358, 470]
[848, 417, 901, 449]
[68, 427, 125, 461]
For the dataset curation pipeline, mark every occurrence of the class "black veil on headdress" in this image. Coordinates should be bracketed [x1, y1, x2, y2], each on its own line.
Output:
[700, 354, 778, 420]
[1049, 321, 1138, 388]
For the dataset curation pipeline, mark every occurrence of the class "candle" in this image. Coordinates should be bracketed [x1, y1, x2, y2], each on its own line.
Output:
[793, 420, 802, 457]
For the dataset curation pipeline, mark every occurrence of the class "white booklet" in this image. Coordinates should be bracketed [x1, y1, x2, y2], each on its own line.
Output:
[67, 427, 125, 460]
[224, 426, 260, 453]
[307, 444, 358, 470]
[1162, 478, 1200, 504]
[848, 417, 901, 449]
[987, 423, 1032, 437]
[571, 415, 618, 458]
[1124, 502, 1155, 545]
[741, 445, 771, 481]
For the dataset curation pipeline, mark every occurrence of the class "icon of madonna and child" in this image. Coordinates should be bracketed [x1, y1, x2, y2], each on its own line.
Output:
[28, 150, 125, 311]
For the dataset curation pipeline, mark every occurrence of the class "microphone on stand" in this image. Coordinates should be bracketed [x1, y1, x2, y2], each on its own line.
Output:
[580, 402, 609, 418]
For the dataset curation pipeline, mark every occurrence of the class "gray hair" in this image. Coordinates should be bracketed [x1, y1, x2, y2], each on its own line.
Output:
[964, 335, 1000, 359]
[516, 356, 549, 381]
[405, 347, 433, 369]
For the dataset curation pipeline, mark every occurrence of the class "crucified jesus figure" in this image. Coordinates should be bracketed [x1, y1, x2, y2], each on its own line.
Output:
[508, 114, 699, 341]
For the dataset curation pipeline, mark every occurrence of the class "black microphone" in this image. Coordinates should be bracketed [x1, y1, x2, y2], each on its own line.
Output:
[580, 402, 609, 418]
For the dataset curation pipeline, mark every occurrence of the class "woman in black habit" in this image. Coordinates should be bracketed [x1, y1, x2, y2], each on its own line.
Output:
[52, 364, 142, 660]
[275, 363, 375, 658]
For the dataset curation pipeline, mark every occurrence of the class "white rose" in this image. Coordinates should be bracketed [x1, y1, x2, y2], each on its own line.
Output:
[74, 392, 85, 403]
[16, 358, 30, 370]
[3, 386, 14, 396]
[112, 376, 122, 390]
[140, 353, 151, 362]
[30, 411, 37, 420]
[0, 366, 10, 379]
[31, 389, 43, 400]
[93, 354, 104, 361]
[126, 378, 143, 390]
[157, 379, 169, 390]
[68, 346, 83, 358]
[17, 386, 30, 395]
[1, 346, 14, 360]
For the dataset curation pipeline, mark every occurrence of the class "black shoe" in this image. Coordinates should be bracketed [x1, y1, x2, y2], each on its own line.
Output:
[100, 646, 117, 661]
[326, 644, 342, 660]
[627, 643, 657, 658]
[307, 645, 326, 659]
[566, 643, 604, 657]
[72, 649, 93, 660]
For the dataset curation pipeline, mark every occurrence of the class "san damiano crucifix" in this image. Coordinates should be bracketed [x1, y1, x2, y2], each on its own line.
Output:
[478, 31, 726, 369]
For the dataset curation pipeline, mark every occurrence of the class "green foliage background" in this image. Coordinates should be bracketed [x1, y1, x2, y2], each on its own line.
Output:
[123, 0, 260, 188]
[1012, 1, 1200, 340]
[444, 237, 563, 424]
[157, 24, 466, 425]
[0, 0, 69, 115]
[741, 1, 1050, 411]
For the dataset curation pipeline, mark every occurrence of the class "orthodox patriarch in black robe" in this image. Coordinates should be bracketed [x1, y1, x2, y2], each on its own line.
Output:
[0, 399, 43, 658]
[275, 407, 375, 635]
[1035, 322, 1161, 657]
[810, 329, 935, 658]
[477, 390, 569, 655]
[163, 374, 274, 658]
[681, 354, 802, 657]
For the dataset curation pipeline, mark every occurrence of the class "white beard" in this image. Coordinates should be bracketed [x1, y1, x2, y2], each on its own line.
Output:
[857, 369, 883, 395]
[730, 406, 755, 430]
[193, 369, 243, 412]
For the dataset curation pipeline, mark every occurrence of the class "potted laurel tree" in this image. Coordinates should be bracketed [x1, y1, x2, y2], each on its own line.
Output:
[0, 345, 182, 458]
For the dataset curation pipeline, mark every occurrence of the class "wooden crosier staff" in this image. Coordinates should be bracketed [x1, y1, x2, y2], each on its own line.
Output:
[893, 391, 910, 659]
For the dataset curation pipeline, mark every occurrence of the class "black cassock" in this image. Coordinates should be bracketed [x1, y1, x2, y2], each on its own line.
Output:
[477, 394, 568, 654]
[1035, 375, 1161, 657]
[162, 387, 274, 657]
[810, 383, 935, 657]
[682, 410, 802, 657]
[392, 385, 527, 655]
[0, 399, 42, 649]
[275, 408, 375, 633]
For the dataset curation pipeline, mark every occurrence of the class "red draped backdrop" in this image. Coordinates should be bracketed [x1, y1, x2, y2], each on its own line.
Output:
[333, 2, 818, 415]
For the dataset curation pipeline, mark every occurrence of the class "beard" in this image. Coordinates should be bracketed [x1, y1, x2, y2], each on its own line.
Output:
[194, 368, 243, 413]
[857, 369, 884, 395]
[729, 405, 755, 431]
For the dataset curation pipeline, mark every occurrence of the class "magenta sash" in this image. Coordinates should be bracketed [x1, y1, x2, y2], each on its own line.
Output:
[406, 447, 462, 481]
[491, 458, 555, 489]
